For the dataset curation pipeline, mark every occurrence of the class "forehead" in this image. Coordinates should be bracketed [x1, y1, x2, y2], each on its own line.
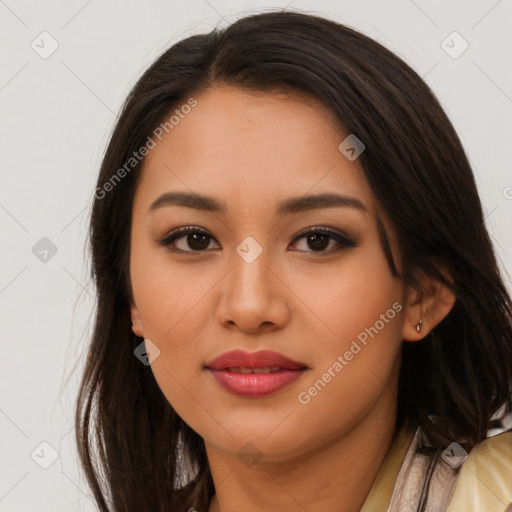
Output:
[136, 85, 375, 215]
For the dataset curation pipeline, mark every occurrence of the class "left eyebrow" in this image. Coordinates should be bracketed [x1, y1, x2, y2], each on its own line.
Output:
[149, 191, 368, 216]
[276, 192, 368, 216]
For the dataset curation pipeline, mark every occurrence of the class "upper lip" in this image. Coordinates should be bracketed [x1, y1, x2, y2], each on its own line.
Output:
[205, 350, 307, 370]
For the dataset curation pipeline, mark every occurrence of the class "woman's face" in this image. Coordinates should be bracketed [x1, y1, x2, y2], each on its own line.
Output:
[129, 85, 412, 462]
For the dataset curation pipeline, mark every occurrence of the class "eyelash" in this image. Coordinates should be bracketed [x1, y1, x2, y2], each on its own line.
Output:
[158, 225, 357, 254]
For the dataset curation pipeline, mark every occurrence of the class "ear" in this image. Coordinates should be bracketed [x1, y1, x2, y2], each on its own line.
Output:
[130, 301, 144, 338]
[402, 268, 456, 342]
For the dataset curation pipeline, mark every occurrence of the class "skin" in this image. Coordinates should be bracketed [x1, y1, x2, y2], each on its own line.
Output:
[129, 85, 455, 512]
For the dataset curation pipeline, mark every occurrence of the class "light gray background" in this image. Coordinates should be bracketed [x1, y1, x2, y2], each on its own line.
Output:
[1, 0, 511, 510]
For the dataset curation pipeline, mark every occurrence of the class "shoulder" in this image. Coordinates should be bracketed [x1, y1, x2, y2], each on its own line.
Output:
[448, 431, 512, 512]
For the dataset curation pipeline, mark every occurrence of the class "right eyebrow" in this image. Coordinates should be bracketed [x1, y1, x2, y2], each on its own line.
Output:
[149, 191, 225, 214]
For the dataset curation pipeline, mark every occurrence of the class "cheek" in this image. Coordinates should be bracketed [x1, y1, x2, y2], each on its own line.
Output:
[291, 245, 403, 357]
[130, 236, 216, 340]
[288, 247, 404, 427]
[130, 249, 213, 417]
[290, 258, 404, 443]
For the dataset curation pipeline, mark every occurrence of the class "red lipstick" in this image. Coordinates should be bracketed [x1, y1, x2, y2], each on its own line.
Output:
[205, 350, 308, 397]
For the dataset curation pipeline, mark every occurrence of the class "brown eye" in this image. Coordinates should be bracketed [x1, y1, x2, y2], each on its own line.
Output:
[290, 227, 356, 254]
[159, 227, 218, 252]
[305, 232, 330, 251]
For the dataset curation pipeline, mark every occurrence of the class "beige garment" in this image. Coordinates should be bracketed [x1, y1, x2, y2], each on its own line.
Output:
[360, 425, 512, 512]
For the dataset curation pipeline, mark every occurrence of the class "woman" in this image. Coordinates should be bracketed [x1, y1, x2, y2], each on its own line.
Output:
[76, 10, 512, 511]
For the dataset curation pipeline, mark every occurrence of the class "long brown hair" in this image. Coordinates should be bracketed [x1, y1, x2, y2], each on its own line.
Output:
[76, 10, 512, 511]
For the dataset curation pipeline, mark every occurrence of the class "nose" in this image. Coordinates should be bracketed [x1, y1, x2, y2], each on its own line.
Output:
[216, 246, 291, 334]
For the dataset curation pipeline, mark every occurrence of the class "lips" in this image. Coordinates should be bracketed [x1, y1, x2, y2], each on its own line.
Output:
[224, 366, 282, 374]
[205, 350, 308, 397]
[205, 349, 307, 371]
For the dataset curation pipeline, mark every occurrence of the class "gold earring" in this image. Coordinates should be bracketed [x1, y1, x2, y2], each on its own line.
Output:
[415, 308, 423, 332]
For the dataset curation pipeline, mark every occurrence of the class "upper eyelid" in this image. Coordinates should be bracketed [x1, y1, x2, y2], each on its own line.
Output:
[161, 225, 348, 239]
[159, 225, 355, 250]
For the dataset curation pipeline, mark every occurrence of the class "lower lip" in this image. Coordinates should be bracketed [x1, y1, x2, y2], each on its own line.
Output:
[207, 368, 307, 397]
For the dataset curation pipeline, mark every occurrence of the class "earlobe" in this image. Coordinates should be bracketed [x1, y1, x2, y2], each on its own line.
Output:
[402, 301, 426, 342]
[401, 289, 424, 342]
[130, 302, 144, 338]
[402, 271, 456, 342]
